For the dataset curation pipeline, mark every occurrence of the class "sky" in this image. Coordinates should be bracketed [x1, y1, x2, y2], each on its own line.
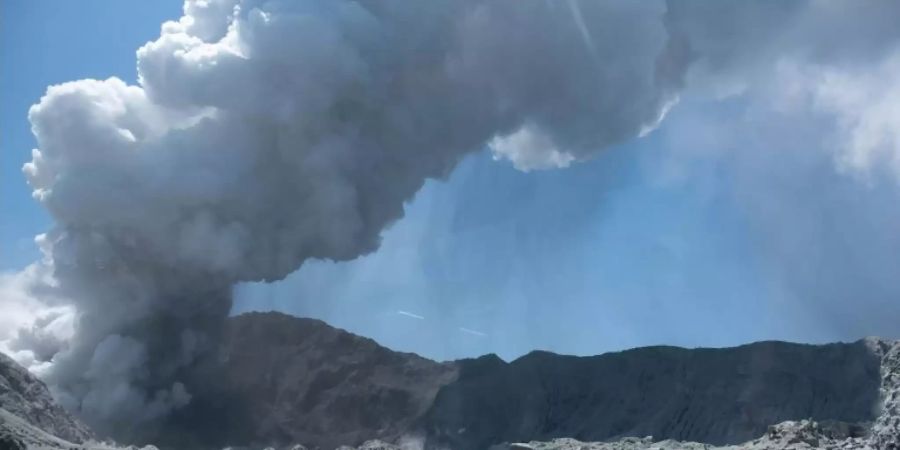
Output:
[3, 0, 900, 367]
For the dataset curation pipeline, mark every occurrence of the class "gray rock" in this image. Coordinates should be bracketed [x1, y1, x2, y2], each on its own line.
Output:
[0, 407, 158, 450]
[475, 338, 900, 450]
[0, 351, 93, 443]
[155, 314, 900, 450]
[870, 338, 900, 449]
[204, 312, 458, 449]
[424, 340, 885, 449]
[3, 313, 899, 450]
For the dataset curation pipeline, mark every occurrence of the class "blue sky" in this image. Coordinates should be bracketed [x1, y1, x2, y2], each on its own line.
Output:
[5, 0, 900, 362]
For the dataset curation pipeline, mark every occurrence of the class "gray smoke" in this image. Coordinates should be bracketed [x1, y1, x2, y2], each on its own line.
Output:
[13, 0, 900, 440]
[18, 0, 681, 436]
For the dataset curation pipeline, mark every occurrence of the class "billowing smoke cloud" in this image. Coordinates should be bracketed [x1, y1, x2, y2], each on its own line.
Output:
[9, 0, 900, 442]
[11, 0, 682, 438]
[663, 1, 900, 95]
[660, 0, 900, 184]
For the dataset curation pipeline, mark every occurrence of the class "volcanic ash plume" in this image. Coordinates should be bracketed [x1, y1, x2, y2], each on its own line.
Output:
[13, 0, 683, 437]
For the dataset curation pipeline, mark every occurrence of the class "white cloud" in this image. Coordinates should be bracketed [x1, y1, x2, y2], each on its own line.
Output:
[490, 126, 575, 172]
[0, 264, 74, 374]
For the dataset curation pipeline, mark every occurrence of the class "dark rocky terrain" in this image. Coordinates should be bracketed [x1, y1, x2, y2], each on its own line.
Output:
[1, 312, 898, 450]
[213, 313, 457, 448]
[425, 340, 883, 449]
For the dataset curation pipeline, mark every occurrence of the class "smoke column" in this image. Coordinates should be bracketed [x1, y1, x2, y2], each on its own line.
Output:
[18, 0, 681, 436]
[17, 0, 900, 441]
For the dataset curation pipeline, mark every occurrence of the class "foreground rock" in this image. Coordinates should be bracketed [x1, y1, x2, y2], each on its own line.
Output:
[347, 419, 882, 450]
[0, 352, 157, 449]
[871, 338, 900, 449]
[0, 408, 161, 450]
[480, 418, 876, 450]
[0, 351, 92, 444]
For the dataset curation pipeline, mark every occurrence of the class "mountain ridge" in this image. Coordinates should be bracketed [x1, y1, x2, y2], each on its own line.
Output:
[1, 311, 898, 450]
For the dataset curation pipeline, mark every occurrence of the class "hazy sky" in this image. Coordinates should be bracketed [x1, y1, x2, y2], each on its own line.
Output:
[4, 0, 900, 364]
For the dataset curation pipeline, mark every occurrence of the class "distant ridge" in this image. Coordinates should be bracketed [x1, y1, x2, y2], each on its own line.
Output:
[206, 312, 892, 449]
[2, 311, 898, 450]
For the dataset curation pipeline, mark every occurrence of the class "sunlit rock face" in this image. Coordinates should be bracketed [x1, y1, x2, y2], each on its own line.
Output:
[0, 352, 92, 444]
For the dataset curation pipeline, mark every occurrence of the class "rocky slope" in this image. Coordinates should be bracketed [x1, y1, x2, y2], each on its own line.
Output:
[0, 352, 161, 449]
[171, 313, 900, 449]
[424, 339, 884, 449]
[0, 351, 93, 444]
[0, 408, 154, 450]
[348, 417, 883, 450]
[870, 338, 900, 449]
[213, 312, 458, 449]
[2, 312, 899, 450]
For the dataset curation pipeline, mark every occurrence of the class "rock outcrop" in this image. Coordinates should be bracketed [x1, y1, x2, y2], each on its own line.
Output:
[0, 352, 161, 449]
[0, 351, 92, 444]
[870, 338, 900, 449]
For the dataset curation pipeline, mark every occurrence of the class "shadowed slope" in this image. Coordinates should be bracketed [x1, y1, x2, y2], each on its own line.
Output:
[424, 340, 883, 449]
[5, 313, 890, 450]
